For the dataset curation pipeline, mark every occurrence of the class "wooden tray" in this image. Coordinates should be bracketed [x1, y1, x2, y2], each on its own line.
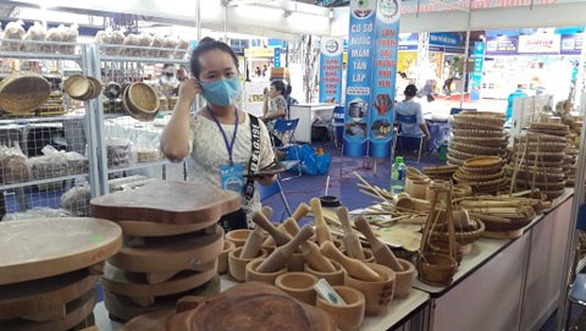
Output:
[117, 219, 217, 238]
[164, 282, 336, 331]
[101, 263, 217, 302]
[105, 274, 220, 322]
[90, 181, 241, 224]
[0, 290, 96, 331]
[0, 270, 96, 320]
[0, 218, 122, 285]
[108, 225, 223, 276]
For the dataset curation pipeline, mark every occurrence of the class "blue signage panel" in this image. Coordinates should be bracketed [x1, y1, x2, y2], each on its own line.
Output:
[319, 38, 344, 103]
[470, 42, 485, 101]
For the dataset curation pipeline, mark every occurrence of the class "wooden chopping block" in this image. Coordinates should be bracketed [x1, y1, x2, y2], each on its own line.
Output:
[0, 218, 122, 285]
[0, 290, 96, 331]
[0, 269, 97, 320]
[108, 225, 223, 282]
[124, 224, 218, 248]
[104, 274, 220, 322]
[90, 181, 241, 224]
[101, 263, 217, 307]
[116, 219, 217, 238]
[164, 282, 336, 331]
[122, 310, 175, 331]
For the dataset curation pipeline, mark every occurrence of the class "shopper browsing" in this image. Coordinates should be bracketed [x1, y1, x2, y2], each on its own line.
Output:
[261, 80, 288, 123]
[161, 37, 277, 230]
[394, 84, 431, 141]
[157, 63, 180, 96]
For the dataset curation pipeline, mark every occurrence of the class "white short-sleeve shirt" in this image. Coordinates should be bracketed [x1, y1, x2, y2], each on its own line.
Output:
[395, 99, 425, 136]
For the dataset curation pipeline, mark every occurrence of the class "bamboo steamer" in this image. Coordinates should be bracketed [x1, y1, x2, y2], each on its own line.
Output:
[0, 71, 51, 114]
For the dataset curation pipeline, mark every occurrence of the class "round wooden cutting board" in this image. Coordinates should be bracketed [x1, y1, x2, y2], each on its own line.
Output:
[0, 218, 122, 285]
[117, 219, 217, 237]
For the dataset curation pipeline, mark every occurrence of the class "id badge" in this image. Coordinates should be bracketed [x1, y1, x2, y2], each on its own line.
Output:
[220, 163, 244, 193]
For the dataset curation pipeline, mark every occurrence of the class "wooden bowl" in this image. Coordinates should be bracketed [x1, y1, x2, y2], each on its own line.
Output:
[228, 247, 268, 282]
[64, 74, 91, 100]
[275, 272, 318, 305]
[394, 259, 416, 298]
[287, 252, 306, 272]
[218, 240, 235, 275]
[343, 248, 375, 264]
[225, 229, 251, 247]
[316, 286, 365, 331]
[417, 252, 456, 287]
[304, 259, 345, 286]
[344, 263, 396, 316]
[245, 258, 287, 286]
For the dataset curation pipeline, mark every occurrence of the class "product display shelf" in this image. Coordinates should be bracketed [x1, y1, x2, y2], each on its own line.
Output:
[106, 160, 170, 175]
[0, 39, 83, 63]
[94, 275, 430, 331]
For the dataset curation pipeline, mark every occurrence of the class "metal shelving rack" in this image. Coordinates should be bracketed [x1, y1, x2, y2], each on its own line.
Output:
[0, 39, 102, 218]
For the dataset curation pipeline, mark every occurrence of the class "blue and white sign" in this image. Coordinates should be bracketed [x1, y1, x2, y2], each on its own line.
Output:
[369, 0, 400, 158]
[470, 42, 485, 101]
[319, 37, 344, 104]
[273, 47, 281, 68]
[343, 0, 377, 157]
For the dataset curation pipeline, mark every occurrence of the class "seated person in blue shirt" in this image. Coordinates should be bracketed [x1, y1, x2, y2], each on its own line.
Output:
[395, 84, 430, 141]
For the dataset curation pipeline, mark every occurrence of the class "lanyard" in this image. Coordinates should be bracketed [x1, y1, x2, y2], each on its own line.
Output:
[207, 106, 239, 165]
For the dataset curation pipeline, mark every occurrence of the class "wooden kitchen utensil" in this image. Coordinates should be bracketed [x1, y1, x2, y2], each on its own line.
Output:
[228, 247, 269, 282]
[240, 226, 267, 259]
[354, 216, 403, 271]
[394, 259, 416, 298]
[275, 272, 319, 305]
[282, 217, 301, 236]
[245, 258, 288, 285]
[311, 198, 333, 244]
[252, 211, 291, 247]
[316, 286, 366, 331]
[262, 206, 274, 218]
[218, 240, 235, 274]
[257, 225, 314, 273]
[304, 259, 345, 286]
[225, 229, 251, 247]
[320, 241, 383, 282]
[301, 241, 336, 273]
[0, 218, 122, 285]
[336, 207, 365, 260]
[90, 181, 241, 224]
[164, 282, 336, 330]
[293, 203, 311, 221]
[344, 263, 396, 316]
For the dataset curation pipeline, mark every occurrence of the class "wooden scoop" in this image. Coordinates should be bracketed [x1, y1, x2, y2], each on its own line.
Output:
[282, 218, 301, 236]
[301, 240, 336, 272]
[336, 207, 365, 260]
[354, 216, 404, 271]
[292, 203, 311, 221]
[311, 198, 333, 244]
[257, 225, 315, 273]
[252, 212, 291, 247]
[320, 241, 383, 282]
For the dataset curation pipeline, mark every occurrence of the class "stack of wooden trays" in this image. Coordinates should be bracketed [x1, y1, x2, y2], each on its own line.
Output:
[423, 165, 458, 181]
[0, 218, 122, 330]
[448, 112, 507, 166]
[453, 156, 507, 195]
[508, 122, 569, 200]
[90, 181, 241, 322]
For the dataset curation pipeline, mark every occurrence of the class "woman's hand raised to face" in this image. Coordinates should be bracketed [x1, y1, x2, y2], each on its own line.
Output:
[178, 78, 202, 105]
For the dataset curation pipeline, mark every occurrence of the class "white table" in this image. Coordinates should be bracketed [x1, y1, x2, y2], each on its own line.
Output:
[289, 103, 336, 144]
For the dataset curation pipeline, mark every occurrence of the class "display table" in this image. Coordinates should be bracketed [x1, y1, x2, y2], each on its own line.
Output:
[289, 103, 335, 144]
[94, 275, 430, 330]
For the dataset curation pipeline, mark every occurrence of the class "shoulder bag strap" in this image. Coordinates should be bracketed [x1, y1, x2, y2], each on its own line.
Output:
[244, 114, 261, 202]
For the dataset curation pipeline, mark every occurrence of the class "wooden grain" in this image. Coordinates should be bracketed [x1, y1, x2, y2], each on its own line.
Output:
[354, 216, 403, 271]
[0, 270, 97, 320]
[0, 218, 122, 285]
[117, 219, 217, 237]
[252, 211, 291, 247]
[109, 225, 223, 274]
[300, 241, 336, 273]
[101, 263, 217, 299]
[311, 198, 333, 244]
[240, 227, 267, 259]
[336, 207, 365, 260]
[164, 282, 336, 331]
[257, 226, 314, 273]
[90, 181, 241, 224]
[320, 241, 383, 282]
[121, 310, 174, 331]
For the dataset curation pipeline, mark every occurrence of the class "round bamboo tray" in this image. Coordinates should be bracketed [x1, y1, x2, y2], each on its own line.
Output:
[87, 77, 103, 99]
[529, 128, 570, 137]
[431, 218, 485, 246]
[449, 141, 505, 156]
[508, 159, 564, 168]
[126, 82, 160, 122]
[0, 72, 51, 114]
[529, 122, 569, 132]
[448, 149, 493, 162]
[453, 113, 505, 126]
[516, 133, 568, 144]
[451, 136, 508, 148]
[463, 156, 504, 169]
[515, 152, 566, 163]
[512, 141, 568, 153]
[64, 75, 91, 100]
[450, 120, 504, 131]
[447, 155, 466, 166]
[454, 169, 505, 182]
[451, 129, 506, 138]
[417, 253, 456, 287]
[423, 165, 458, 176]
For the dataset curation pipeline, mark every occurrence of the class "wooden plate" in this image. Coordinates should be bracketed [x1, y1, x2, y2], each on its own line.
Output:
[90, 181, 241, 224]
[0, 270, 97, 320]
[0, 290, 96, 331]
[101, 263, 217, 299]
[0, 218, 122, 285]
[108, 225, 223, 274]
[104, 274, 221, 322]
[117, 219, 217, 238]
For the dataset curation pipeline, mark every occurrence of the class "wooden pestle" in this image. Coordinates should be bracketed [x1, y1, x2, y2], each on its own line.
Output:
[240, 206, 274, 259]
[354, 216, 404, 271]
[257, 225, 315, 273]
[336, 207, 366, 260]
[261, 206, 274, 218]
[320, 241, 383, 282]
[282, 218, 300, 236]
[253, 212, 291, 247]
[292, 203, 311, 221]
[301, 240, 336, 272]
[311, 198, 333, 244]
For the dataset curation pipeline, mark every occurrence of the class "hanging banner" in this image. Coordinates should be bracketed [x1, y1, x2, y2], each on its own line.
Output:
[369, 0, 400, 158]
[273, 47, 282, 67]
[343, 0, 377, 157]
[470, 42, 485, 101]
[319, 37, 344, 103]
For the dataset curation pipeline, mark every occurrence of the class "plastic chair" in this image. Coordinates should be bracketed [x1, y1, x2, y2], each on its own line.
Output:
[396, 113, 425, 162]
[258, 180, 292, 222]
[271, 118, 302, 177]
[331, 106, 345, 149]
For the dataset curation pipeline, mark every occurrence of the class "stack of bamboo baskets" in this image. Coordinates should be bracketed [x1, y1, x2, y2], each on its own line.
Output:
[448, 112, 508, 166]
[453, 156, 507, 195]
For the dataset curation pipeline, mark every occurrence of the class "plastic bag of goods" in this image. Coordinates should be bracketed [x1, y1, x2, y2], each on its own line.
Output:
[150, 34, 165, 58]
[137, 33, 153, 57]
[23, 22, 46, 53]
[122, 33, 140, 57]
[106, 29, 125, 55]
[60, 24, 78, 54]
[0, 144, 32, 184]
[64, 151, 88, 175]
[2, 207, 71, 222]
[60, 185, 91, 217]
[43, 25, 64, 53]
[106, 137, 133, 169]
[174, 38, 189, 59]
[2, 20, 25, 51]
[162, 36, 178, 58]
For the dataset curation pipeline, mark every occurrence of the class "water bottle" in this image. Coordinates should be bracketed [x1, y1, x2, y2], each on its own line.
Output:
[391, 156, 406, 194]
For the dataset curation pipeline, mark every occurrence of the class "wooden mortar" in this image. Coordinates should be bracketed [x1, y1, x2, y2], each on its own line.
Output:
[275, 272, 318, 305]
[304, 259, 345, 286]
[394, 259, 416, 298]
[344, 263, 396, 316]
[245, 258, 287, 286]
[228, 247, 268, 282]
[288, 253, 307, 272]
[320, 241, 382, 282]
[225, 229, 251, 248]
[316, 286, 366, 331]
[218, 240, 235, 275]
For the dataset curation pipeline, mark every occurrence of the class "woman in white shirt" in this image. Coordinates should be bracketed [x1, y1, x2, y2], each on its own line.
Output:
[395, 84, 431, 140]
[161, 37, 276, 230]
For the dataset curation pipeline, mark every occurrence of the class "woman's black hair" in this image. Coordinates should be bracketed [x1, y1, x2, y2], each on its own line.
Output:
[404, 84, 418, 97]
[285, 84, 292, 97]
[190, 37, 239, 79]
[270, 80, 287, 96]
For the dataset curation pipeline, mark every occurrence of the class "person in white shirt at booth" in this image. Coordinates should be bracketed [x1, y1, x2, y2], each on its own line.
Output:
[394, 84, 430, 141]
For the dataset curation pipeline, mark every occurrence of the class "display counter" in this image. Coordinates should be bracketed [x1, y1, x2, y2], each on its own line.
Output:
[289, 103, 336, 144]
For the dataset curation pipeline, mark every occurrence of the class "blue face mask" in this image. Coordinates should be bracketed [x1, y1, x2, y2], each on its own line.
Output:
[199, 78, 241, 107]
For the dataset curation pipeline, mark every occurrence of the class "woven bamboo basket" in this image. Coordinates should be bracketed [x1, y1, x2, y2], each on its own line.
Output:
[512, 141, 568, 153]
[451, 136, 508, 148]
[458, 176, 507, 188]
[64, 74, 91, 100]
[453, 184, 473, 198]
[515, 152, 566, 163]
[424, 165, 458, 176]
[529, 128, 570, 137]
[450, 120, 504, 131]
[508, 159, 564, 168]
[453, 113, 505, 126]
[454, 169, 505, 182]
[87, 77, 103, 99]
[448, 148, 493, 161]
[431, 218, 485, 246]
[529, 122, 570, 132]
[0, 71, 51, 114]
[504, 165, 565, 181]
[513, 179, 566, 191]
[450, 141, 505, 156]
[516, 133, 568, 144]
[124, 83, 160, 122]
[447, 155, 465, 166]
[451, 129, 506, 138]
[405, 177, 432, 200]
[463, 156, 504, 169]
[545, 189, 565, 200]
